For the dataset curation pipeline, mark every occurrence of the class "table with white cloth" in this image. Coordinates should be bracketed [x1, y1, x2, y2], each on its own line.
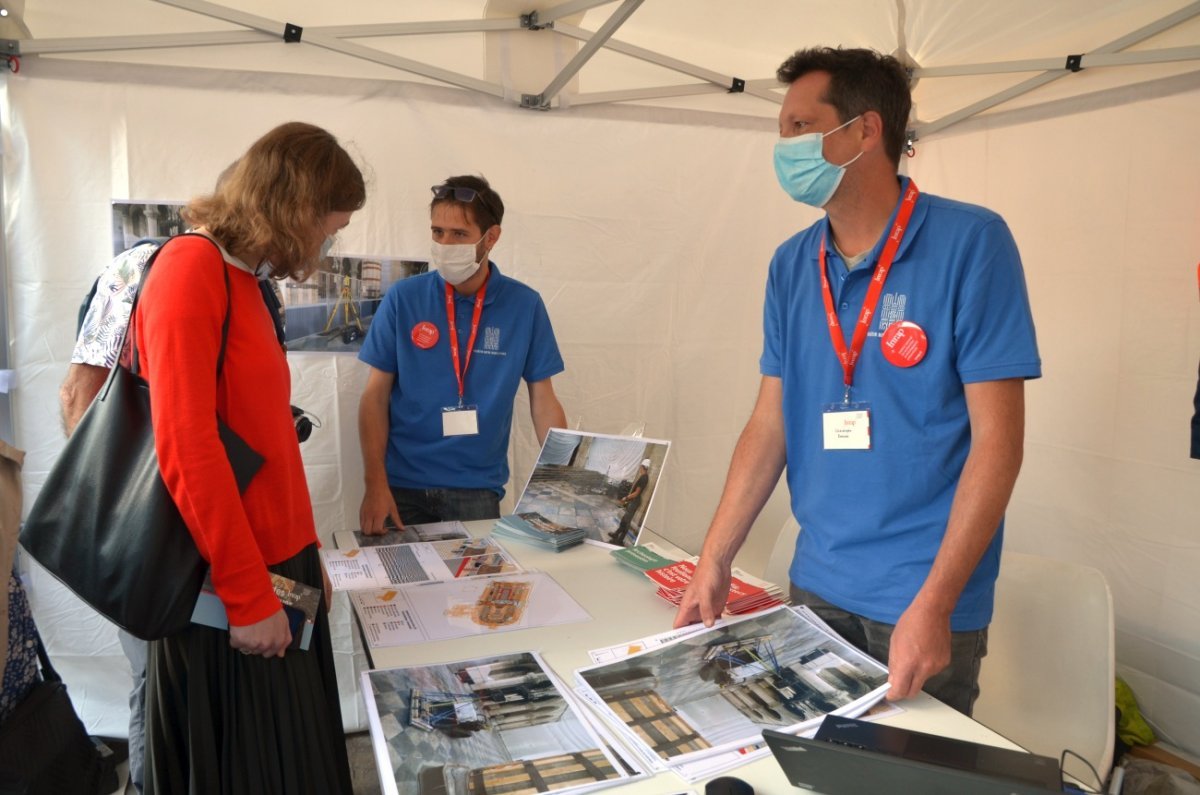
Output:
[336, 520, 1028, 794]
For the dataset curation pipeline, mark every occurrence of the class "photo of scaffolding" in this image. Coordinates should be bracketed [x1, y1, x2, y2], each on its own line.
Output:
[363, 651, 633, 795]
[496, 429, 671, 548]
[573, 605, 889, 766]
[281, 255, 426, 352]
[110, 201, 425, 353]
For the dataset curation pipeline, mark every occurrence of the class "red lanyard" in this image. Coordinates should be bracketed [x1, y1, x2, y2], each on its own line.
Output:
[444, 279, 488, 405]
[819, 181, 920, 399]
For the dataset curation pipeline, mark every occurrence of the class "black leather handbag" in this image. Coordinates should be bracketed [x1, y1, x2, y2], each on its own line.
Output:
[19, 234, 263, 640]
[0, 636, 114, 795]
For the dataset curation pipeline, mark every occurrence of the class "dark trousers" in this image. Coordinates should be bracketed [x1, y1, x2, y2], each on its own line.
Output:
[390, 487, 501, 526]
[790, 586, 988, 716]
[607, 500, 641, 546]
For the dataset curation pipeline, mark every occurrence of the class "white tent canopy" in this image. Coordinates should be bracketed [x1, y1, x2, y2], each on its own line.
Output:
[2, 0, 1198, 764]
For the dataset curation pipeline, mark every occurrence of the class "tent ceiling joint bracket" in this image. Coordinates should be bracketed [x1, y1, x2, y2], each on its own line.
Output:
[520, 93, 551, 110]
[0, 39, 18, 55]
[283, 23, 303, 43]
[521, 12, 553, 31]
[727, 77, 745, 93]
[1065, 53, 1084, 72]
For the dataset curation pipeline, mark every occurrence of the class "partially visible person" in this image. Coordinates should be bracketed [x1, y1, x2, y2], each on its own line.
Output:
[59, 208, 288, 795]
[135, 121, 363, 794]
[1, 440, 37, 726]
[358, 175, 565, 531]
[607, 458, 650, 546]
[673, 47, 1040, 717]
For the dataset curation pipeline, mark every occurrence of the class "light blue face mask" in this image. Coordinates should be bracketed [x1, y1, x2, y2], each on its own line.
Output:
[319, 236, 335, 259]
[773, 115, 862, 207]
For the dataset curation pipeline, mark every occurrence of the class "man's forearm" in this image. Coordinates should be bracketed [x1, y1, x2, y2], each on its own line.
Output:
[913, 379, 1025, 615]
[358, 396, 392, 489]
[699, 378, 788, 568]
[529, 380, 566, 445]
[59, 363, 109, 436]
[700, 420, 786, 567]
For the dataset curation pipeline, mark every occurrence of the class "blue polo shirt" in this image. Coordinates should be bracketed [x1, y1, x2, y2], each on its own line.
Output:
[761, 177, 1041, 630]
[359, 265, 564, 494]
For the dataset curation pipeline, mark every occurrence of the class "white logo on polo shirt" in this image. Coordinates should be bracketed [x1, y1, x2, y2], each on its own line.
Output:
[873, 292, 907, 336]
[483, 326, 501, 351]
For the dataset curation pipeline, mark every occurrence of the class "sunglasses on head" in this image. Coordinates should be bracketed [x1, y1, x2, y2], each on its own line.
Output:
[431, 184, 499, 224]
[431, 184, 482, 203]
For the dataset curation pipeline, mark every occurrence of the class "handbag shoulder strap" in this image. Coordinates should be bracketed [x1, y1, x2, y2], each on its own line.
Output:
[126, 232, 231, 380]
[33, 630, 62, 685]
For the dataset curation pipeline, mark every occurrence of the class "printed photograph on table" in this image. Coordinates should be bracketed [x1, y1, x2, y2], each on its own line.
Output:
[350, 570, 591, 648]
[362, 651, 634, 795]
[111, 201, 428, 353]
[574, 605, 890, 765]
[497, 429, 670, 548]
[322, 535, 521, 591]
[353, 520, 471, 548]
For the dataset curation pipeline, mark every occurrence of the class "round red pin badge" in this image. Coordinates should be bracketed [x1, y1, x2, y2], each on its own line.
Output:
[880, 320, 928, 367]
[411, 321, 439, 349]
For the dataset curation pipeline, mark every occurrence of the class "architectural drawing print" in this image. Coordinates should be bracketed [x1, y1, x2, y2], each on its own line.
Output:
[444, 580, 532, 629]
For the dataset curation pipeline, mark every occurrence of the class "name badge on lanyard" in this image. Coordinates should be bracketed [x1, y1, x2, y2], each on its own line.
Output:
[442, 405, 479, 437]
[442, 279, 487, 438]
[819, 182, 920, 451]
[822, 404, 871, 449]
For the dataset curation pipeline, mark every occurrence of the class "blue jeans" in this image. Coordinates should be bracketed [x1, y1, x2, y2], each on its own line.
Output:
[390, 487, 501, 525]
[118, 629, 147, 793]
[790, 586, 988, 716]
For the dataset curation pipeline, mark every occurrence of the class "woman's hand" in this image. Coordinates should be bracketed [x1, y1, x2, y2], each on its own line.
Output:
[229, 609, 292, 658]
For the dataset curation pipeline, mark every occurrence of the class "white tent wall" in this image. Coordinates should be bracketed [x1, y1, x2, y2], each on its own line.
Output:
[4, 58, 1199, 758]
[1, 59, 803, 734]
[908, 90, 1200, 755]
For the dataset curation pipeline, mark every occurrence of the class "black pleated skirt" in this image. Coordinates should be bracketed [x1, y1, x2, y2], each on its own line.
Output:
[144, 544, 353, 795]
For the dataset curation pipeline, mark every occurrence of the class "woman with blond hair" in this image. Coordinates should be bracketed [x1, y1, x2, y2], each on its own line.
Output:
[135, 122, 364, 794]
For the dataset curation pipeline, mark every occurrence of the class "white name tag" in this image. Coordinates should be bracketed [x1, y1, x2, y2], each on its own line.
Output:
[822, 405, 871, 450]
[442, 406, 479, 437]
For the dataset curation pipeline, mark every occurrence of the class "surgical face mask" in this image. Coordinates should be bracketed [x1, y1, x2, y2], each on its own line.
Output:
[431, 237, 484, 285]
[319, 236, 335, 259]
[773, 115, 863, 207]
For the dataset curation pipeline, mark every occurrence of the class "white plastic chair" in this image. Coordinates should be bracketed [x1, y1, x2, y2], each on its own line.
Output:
[973, 550, 1116, 787]
[762, 515, 801, 590]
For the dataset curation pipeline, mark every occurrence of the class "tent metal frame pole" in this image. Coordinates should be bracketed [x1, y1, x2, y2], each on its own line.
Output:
[915, 0, 1200, 139]
[301, 19, 520, 39]
[0, 99, 11, 447]
[24, 30, 270, 54]
[21, 19, 523, 56]
[154, 0, 507, 97]
[522, 0, 643, 109]
[537, 0, 623, 26]
[915, 44, 1200, 78]
[554, 21, 781, 105]
[571, 82, 729, 106]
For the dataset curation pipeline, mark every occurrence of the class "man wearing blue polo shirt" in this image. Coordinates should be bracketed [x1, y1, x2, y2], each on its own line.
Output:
[358, 175, 566, 531]
[674, 47, 1040, 717]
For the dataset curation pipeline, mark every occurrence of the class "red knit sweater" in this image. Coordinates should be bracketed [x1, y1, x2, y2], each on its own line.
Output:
[135, 235, 316, 626]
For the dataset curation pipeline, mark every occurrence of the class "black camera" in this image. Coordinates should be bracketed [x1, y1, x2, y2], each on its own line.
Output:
[291, 405, 314, 443]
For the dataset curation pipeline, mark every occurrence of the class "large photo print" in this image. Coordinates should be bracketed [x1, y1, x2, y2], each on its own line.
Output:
[574, 606, 889, 765]
[363, 651, 631, 795]
[111, 201, 426, 352]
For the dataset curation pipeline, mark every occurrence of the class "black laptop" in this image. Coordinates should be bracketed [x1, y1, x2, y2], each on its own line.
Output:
[763, 716, 1063, 794]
